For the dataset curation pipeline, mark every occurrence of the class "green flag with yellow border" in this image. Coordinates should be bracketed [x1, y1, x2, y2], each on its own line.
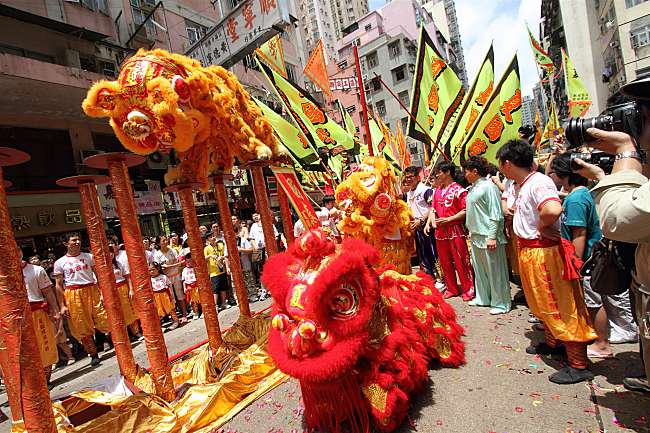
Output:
[446, 44, 495, 164]
[458, 55, 522, 164]
[407, 26, 465, 159]
[562, 48, 592, 118]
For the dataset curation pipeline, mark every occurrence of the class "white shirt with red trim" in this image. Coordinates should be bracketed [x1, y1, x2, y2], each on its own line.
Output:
[53, 253, 97, 286]
[513, 172, 561, 240]
[116, 250, 130, 276]
[22, 263, 52, 302]
[151, 274, 171, 292]
[181, 267, 196, 287]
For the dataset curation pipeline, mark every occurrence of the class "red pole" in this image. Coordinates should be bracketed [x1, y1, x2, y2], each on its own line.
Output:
[277, 188, 295, 245]
[354, 45, 373, 157]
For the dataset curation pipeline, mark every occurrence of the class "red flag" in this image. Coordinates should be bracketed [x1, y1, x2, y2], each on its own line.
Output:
[304, 40, 332, 97]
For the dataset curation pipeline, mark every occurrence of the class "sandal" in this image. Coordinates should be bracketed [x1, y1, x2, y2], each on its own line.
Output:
[587, 348, 614, 359]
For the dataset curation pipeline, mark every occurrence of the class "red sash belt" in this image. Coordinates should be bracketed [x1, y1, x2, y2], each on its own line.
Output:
[186, 282, 197, 288]
[66, 282, 95, 290]
[517, 237, 583, 281]
[29, 301, 49, 312]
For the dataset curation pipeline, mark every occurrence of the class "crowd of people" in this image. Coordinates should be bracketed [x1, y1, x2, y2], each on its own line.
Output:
[17, 214, 288, 387]
[11, 89, 650, 400]
[399, 122, 648, 388]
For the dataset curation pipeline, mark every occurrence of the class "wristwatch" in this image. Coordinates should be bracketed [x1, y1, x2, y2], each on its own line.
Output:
[615, 150, 642, 161]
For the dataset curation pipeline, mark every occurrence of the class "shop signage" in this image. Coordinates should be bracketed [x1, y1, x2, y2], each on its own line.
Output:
[186, 0, 291, 69]
[9, 204, 85, 238]
[97, 180, 164, 219]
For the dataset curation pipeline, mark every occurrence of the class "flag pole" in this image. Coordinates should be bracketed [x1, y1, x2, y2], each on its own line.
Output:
[353, 44, 373, 156]
[373, 73, 450, 161]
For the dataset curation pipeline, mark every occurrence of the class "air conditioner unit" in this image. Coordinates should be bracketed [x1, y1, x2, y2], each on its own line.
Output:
[64, 49, 81, 69]
[80, 149, 104, 163]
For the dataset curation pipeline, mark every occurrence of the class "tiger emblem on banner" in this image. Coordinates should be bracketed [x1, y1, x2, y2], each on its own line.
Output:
[427, 82, 440, 114]
[301, 101, 326, 125]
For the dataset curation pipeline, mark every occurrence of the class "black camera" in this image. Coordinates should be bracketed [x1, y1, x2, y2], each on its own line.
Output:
[569, 151, 615, 173]
[563, 101, 645, 149]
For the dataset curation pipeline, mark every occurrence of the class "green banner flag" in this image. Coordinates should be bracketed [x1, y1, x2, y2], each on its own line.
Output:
[562, 48, 592, 118]
[253, 97, 320, 167]
[527, 23, 555, 73]
[407, 26, 465, 158]
[446, 44, 495, 164]
[368, 112, 401, 173]
[257, 57, 358, 160]
[541, 97, 563, 147]
[458, 55, 522, 164]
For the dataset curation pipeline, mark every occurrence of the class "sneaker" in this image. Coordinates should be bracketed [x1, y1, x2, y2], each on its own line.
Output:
[434, 281, 446, 290]
[222, 303, 232, 310]
[490, 308, 508, 315]
[609, 336, 638, 344]
[623, 377, 650, 393]
[527, 314, 541, 324]
[525, 342, 566, 356]
[549, 366, 594, 384]
[90, 355, 101, 367]
[168, 322, 179, 331]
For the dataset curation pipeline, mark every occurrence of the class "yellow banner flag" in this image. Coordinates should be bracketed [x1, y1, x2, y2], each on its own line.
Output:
[562, 48, 592, 118]
[255, 34, 287, 78]
[396, 124, 411, 169]
[304, 40, 332, 97]
[527, 23, 555, 73]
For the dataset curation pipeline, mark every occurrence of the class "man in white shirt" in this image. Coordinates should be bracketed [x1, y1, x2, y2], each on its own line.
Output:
[316, 196, 342, 239]
[52, 233, 109, 366]
[21, 250, 59, 382]
[497, 140, 596, 384]
[248, 213, 277, 300]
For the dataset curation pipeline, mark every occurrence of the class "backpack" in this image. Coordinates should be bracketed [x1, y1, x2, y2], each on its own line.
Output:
[581, 239, 637, 296]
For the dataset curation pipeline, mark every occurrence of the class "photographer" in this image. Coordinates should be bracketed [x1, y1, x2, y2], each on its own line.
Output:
[573, 85, 650, 393]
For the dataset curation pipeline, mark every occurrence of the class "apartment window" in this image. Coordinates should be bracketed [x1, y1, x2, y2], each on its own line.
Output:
[401, 117, 409, 130]
[376, 100, 386, 117]
[186, 20, 207, 46]
[80, 0, 97, 10]
[371, 77, 381, 91]
[287, 63, 298, 83]
[626, 0, 648, 7]
[98, 59, 117, 78]
[0, 43, 55, 63]
[96, 0, 109, 14]
[366, 51, 378, 69]
[131, 7, 156, 36]
[242, 54, 260, 71]
[79, 55, 98, 73]
[392, 65, 406, 83]
[637, 65, 650, 79]
[398, 90, 409, 107]
[365, 24, 372, 31]
[337, 59, 348, 69]
[630, 25, 650, 49]
[345, 105, 356, 114]
[388, 40, 401, 59]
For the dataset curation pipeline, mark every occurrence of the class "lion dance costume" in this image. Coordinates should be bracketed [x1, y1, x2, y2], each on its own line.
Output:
[263, 230, 465, 433]
[335, 157, 414, 274]
[82, 49, 280, 187]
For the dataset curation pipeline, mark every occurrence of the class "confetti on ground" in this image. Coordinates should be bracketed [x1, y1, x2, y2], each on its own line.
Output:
[532, 400, 543, 407]
[515, 407, 524, 413]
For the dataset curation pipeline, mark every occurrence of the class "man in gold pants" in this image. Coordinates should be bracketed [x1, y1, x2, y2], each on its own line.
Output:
[53, 233, 109, 366]
[497, 140, 596, 384]
[21, 250, 59, 383]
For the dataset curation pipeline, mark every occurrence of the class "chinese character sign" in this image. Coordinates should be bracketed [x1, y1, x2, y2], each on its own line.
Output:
[97, 180, 165, 219]
[185, 0, 290, 69]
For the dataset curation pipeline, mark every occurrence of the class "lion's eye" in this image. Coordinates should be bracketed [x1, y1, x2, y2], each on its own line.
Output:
[329, 284, 359, 320]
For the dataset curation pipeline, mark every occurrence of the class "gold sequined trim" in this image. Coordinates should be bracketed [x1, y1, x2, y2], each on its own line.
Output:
[413, 307, 427, 323]
[436, 334, 452, 359]
[362, 383, 388, 413]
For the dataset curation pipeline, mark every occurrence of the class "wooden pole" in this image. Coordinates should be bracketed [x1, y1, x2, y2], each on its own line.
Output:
[176, 186, 223, 352]
[77, 180, 138, 382]
[100, 155, 175, 401]
[0, 148, 56, 432]
[212, 175, 252, 317]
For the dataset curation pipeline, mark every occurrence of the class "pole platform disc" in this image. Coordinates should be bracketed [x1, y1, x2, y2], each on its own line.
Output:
[0, 147, 30, 167]
[56, 175, 111, 188]
[85, 152, 146, 169]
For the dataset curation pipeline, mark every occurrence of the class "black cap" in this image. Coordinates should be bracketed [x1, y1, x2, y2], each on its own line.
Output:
[621, 76, 650, 100]
[322, 195, 335, 205]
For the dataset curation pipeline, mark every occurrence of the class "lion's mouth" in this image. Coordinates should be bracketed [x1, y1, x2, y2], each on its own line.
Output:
[361, 174, 376, 189]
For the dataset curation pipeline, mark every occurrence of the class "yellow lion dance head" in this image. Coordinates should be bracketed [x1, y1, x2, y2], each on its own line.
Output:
[335, 157, 413, 273]
[82, 49, 281, 188]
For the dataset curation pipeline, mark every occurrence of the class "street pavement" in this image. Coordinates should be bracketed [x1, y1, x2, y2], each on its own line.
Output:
[1, 292, 649, 433]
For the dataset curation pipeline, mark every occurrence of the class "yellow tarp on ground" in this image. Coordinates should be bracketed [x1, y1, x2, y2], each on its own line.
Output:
[12, 315, 287, 433]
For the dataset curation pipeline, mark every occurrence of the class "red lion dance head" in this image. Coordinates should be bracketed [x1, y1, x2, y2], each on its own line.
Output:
[263, 230, 465, 433]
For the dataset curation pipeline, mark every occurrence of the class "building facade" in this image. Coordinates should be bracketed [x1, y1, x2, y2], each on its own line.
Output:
[521, 95, 536, 127]
[421, 0, 467, 87]
[332, 0, 446, 167]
